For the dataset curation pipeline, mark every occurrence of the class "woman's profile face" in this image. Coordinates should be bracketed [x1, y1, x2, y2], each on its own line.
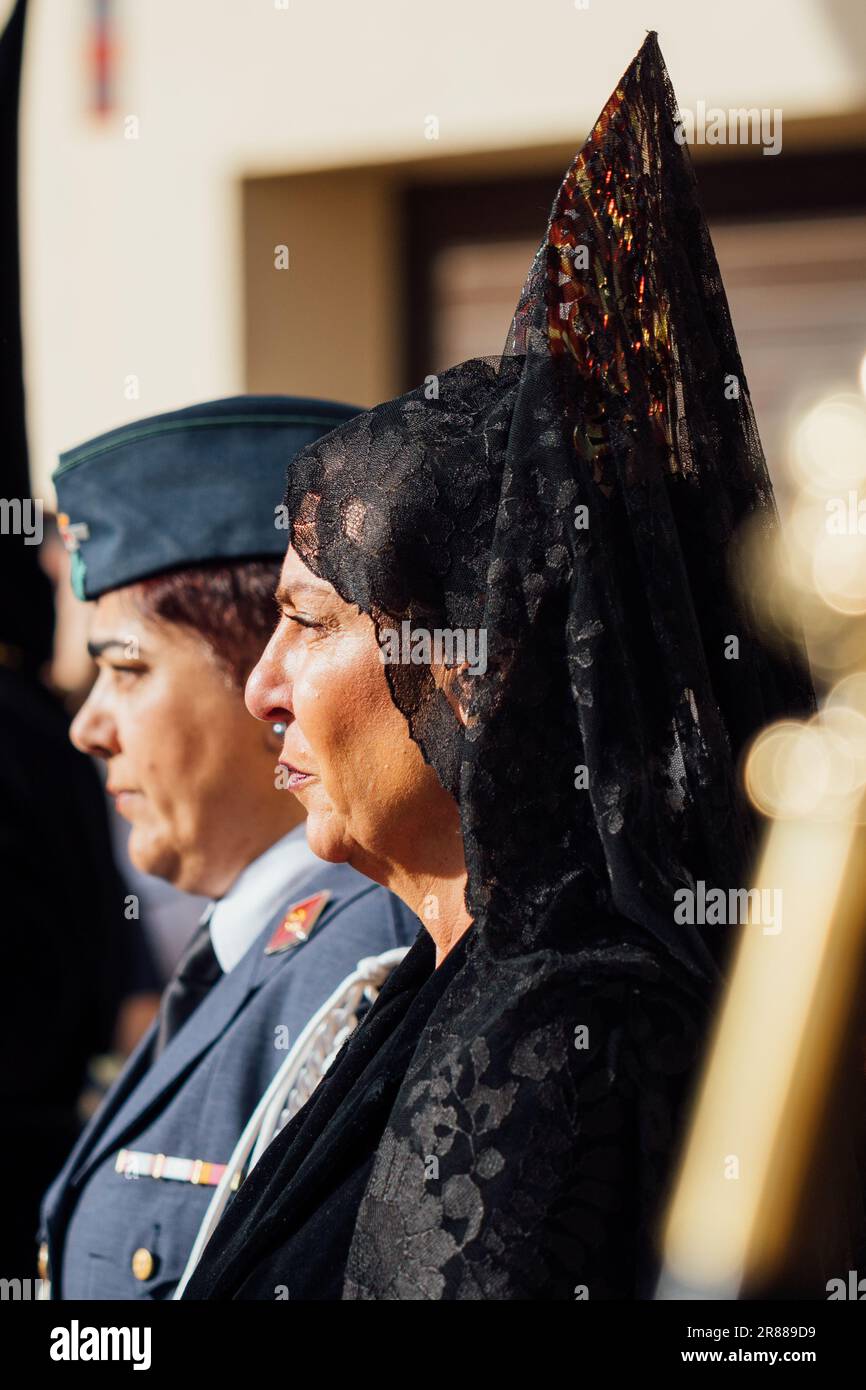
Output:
[70, 587, 285, 896]
[246, 546, 462, 887]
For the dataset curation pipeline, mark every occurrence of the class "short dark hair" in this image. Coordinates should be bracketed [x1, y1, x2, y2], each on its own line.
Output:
[131, 558, 282, 688]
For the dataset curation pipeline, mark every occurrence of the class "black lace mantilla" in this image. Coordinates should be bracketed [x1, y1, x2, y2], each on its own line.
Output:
[288, 32, 813, 981]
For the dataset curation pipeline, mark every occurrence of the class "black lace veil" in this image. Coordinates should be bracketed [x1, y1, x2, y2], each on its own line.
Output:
[287, 31, 813, 985]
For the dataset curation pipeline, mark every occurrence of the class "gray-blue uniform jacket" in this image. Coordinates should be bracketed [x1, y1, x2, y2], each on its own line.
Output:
[39, 858, 419, 1299]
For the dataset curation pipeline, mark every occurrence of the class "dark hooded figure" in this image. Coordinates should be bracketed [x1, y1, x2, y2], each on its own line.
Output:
[182, 33, 816, 1301]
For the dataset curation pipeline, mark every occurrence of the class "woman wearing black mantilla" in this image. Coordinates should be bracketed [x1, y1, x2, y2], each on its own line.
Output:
[183, 33, 814, 1301]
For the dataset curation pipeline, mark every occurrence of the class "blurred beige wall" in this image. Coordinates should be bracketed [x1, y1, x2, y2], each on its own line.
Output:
[243, 169, 399, 408]
[6, 0, 865, 497]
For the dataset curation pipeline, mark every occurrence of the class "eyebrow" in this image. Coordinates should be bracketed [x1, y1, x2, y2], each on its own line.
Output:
[87, 638, 144, 659]
[274, 582, 329, 608]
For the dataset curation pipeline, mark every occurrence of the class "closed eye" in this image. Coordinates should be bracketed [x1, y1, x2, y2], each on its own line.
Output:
[100, 662, 147, 682]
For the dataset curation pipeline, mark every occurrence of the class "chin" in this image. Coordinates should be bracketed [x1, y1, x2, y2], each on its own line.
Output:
[129, 828, 182, 886]
[303, 807, 351, 866]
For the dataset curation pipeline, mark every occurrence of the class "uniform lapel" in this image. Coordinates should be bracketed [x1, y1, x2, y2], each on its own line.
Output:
[183, 930, 441, 1298]
[70, 861, 363, 1188]
[70, 923, 270, 1186]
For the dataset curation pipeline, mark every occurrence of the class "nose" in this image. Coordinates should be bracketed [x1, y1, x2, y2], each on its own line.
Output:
[245, 629, 292, 726]
[70, 682, 120, 762]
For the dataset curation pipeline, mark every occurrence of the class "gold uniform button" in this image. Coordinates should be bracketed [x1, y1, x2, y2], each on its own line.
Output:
[37, 1241, 49, 1281]
[131, 1247, 156, 1281]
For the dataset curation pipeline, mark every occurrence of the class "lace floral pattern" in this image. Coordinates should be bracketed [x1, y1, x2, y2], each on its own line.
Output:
[345, 930, 710, 1299]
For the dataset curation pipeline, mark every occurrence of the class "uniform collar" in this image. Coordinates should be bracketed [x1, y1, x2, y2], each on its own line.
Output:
[208, 824, 315, 973]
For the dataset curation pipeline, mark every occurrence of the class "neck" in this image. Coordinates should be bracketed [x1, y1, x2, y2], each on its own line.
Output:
[347, 788, 471, 966]
[423, 876, 473, 967]
[368, 858, 472, 967]
[194, 798, 306, 900]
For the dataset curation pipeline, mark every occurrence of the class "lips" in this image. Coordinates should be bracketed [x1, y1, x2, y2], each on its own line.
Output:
[277, 760, 314, 791]
[108, 788, 142, 818]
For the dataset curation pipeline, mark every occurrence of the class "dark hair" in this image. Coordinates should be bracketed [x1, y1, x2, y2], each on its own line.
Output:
[131, 558, 282, 688]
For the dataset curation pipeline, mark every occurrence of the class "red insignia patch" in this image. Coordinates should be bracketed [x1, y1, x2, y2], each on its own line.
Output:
[57, 512, 90, 553]
[264, 890, 331, 955]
